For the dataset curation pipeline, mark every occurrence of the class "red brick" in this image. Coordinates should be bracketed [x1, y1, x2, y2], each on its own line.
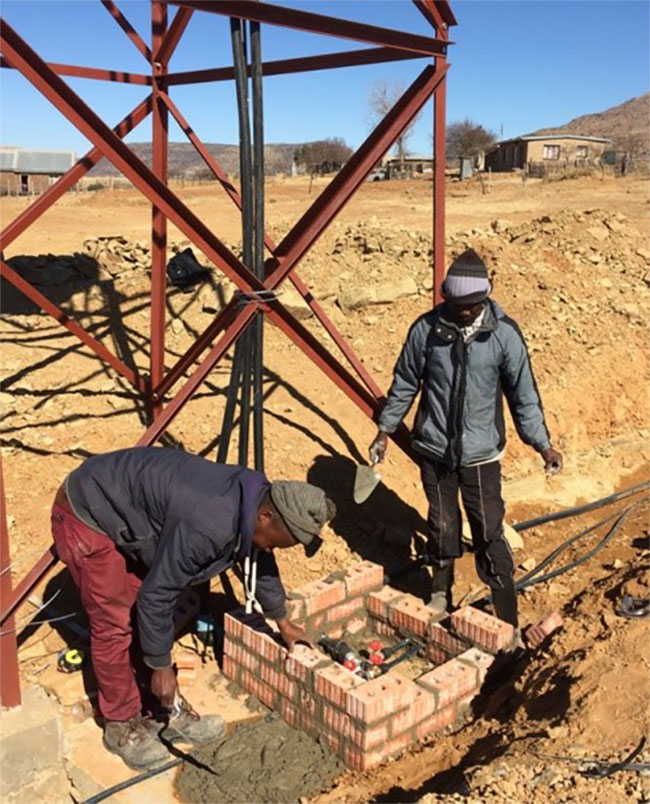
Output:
[427, 622, 468, 657]
[450, 606, 514, 653]
[456, 647, 495, 685]
[307, 612, 327, 634]
[345, 674, 418, 722]
[417, 657, 478, 709]
[387, 730, 413, 757]
[388, 706, 414, 737]
[293, 577, 346, 615]
[346, 617, 366, 635]
[176, 667, 196, 687]
[322, 703, 352, 738]
[526, 610, 563, 641]
[240, 625, 287, 664]
[368, 587, 404, 621]
[175, 651, 198, 671]
[324, 731, 341, 755]
[415, 704, 456, 740]
[314, 663, 365, 708]
[372, 619, 397, 638]
[389, 594, 433, 637]
[228, 642, 261, 674]
[284, 644, 328, 685]
[426, 645, 448, 665]
[348, 721, 389, 750]
[260, 662, 297, 701]
[280, 697, 299, 728]
[298, 688, 318, 717]
[342, 561, 384, 596]
[222, 654, 239, 682]
[300, 712, 318, 736]
[411, 687, 436, 724]
[224, 613, 245, 640]
[326, 598, 366, 624]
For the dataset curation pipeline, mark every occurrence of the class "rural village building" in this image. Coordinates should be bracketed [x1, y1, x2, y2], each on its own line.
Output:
[0, 146, 76, 195]
[484, 134, 611, 172]
[384, 153, 433, 178]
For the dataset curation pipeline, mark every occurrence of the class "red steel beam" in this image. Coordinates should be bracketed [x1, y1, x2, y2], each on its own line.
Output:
[150, 1, 169, 418]
[0, 259, 146, 391]
[171, 1, 450, 57]
[100, 0, 153, 63]
[265, 63, 448, 284]
[155, 5, 193, 64]
[0, 56, 151, 85]
[1, 95, 153, 250]
[0, 456, 21, 707]
[165, 47, 424, 86]
[433, 64, 446, 304]
[413, 0, 456, 33]
[0, 546, 58, 627]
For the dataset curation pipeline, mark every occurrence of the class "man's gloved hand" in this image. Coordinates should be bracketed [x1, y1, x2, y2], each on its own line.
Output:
[151, 666, 178, 708]
[277, 618, 313, 653]
[369, 431, 388, 464]
[541, 447, 563, 475]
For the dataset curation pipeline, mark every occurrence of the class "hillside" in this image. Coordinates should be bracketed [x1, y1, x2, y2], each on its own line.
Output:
[90, 140, 302, 177]
[530, 92, 649, 155]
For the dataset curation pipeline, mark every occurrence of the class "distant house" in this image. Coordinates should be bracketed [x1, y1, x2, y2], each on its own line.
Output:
[0, 146, 76, 195]
[484, 134, 611, 172]
[384, 154, 433, 179]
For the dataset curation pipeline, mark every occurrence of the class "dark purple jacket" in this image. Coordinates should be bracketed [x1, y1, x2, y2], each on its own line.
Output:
[65, 447, 286, 668]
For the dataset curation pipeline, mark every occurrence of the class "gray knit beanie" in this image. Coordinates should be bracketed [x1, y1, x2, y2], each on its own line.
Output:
[270, 481, 336, 547]
[441, 248, 492, 304]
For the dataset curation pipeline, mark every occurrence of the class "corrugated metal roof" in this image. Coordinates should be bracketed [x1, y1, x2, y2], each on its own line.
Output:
[0, 147, 76, 174]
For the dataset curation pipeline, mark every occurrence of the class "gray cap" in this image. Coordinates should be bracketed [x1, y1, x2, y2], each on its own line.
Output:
[270, 481, 336, 548]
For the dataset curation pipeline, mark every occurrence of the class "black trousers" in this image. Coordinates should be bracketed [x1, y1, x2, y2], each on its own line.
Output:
[420, 456, 516, 599]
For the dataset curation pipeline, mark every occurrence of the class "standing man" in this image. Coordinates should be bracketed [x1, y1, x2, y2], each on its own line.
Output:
[52, 447, 334, 770]
[369, 249, 562, 634]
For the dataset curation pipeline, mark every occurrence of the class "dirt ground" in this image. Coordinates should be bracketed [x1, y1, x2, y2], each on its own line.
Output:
[1, 171, 649, 802]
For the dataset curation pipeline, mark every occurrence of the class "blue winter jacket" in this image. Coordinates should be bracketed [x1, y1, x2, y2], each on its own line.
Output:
[378, 300, 551, 467]
[65, 447, 286, 668]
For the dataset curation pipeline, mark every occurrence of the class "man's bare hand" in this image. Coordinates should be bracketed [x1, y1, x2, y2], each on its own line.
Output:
[541, 447, 563, 475]
[151, 666, 177, 708]
[369, 431, 388, 464]
[277, 618, 313, 653]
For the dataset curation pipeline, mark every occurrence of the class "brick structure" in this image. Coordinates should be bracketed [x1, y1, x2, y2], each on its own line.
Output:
[222, 561, 508, 770]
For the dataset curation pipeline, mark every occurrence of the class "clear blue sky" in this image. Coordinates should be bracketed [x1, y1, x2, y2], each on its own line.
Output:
[1, 1, 648, 156]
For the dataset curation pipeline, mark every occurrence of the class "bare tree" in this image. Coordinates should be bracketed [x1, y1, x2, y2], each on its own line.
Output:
[446, 119, 497, 162]
[368, 80, 419, 173]
[294, 138, 353, 175]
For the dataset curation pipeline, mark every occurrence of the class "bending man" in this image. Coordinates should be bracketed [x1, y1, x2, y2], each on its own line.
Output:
[52, 446, 334, 769]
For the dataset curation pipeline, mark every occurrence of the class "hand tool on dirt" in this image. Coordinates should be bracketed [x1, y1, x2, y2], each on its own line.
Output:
[616, 594, 650, 619]
[353, 456, 381, 504]
[57, 647, 85, 673]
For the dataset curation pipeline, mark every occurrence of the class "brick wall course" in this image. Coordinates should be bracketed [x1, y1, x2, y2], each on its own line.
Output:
[417, 657, 479, 709]
[314, 663, 365, 708]
[450, 606, 514, 653]
[389, 594, 434, 637]
[456, 647, 495, 685]
[342, 561, 385, 597]
[368, 586, 405, 620]
[346, 674, 418, 722]
[428, 621, 469, 657]
[293, 577, 346, 615]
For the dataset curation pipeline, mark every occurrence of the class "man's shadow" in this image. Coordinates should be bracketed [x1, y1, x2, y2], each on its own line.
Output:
[307, 454, 432, 600]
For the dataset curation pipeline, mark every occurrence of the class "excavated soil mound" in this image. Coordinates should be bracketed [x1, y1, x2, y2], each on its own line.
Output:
[176, 714, 344, 803]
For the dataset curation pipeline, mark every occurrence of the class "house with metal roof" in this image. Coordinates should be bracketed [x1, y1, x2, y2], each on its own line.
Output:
[484, 134, 612, 173]
[0, 146, 76, 195]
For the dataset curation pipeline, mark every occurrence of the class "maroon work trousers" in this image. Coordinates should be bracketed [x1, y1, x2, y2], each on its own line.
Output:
[51, 504, 144, 722]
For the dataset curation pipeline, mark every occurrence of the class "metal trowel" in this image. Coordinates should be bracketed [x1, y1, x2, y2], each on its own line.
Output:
[353, 457, 381, 504]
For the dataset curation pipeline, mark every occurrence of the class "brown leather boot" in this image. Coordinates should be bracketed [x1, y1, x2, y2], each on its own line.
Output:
[103, 716, 170, 770]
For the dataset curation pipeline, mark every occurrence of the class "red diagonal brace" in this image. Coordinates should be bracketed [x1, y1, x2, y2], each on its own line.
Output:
[0, 56, 151, 85]
[100, 0, 153, 62]
[155, 6, 193, 64]
[0, 259, 146, 391]
[1, 94, 153, 249]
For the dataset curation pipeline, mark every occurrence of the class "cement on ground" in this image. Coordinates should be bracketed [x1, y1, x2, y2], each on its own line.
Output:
[176, 713, 344, 804]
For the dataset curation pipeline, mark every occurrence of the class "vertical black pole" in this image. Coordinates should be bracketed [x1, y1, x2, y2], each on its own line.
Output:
[251, 20, 265, 473]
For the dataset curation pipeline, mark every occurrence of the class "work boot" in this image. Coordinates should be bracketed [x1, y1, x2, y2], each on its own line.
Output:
[103, 716, 170, 770]
[159, 698, 227, 745]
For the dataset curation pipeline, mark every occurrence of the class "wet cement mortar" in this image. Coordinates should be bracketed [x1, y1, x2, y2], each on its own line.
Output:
[176, 713, 344, 803]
